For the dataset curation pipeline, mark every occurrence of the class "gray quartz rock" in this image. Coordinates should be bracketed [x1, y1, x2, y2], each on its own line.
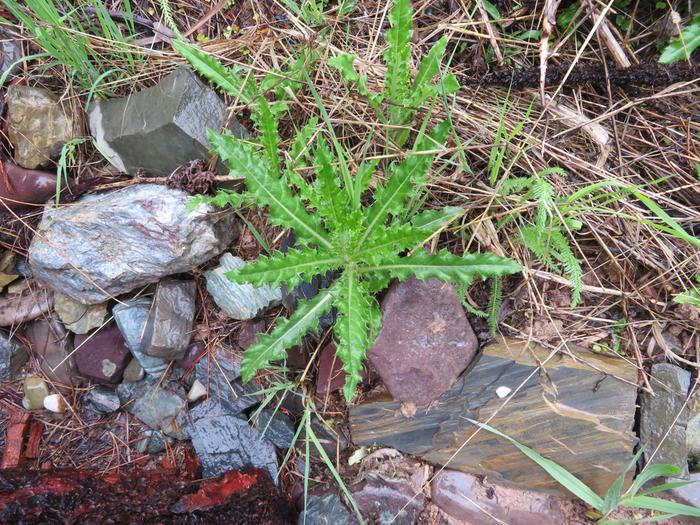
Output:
[88, 67, 245, 175]
[7, 85, 74, 169]
[205, 253, 282, 320]
[189, 412, 279, 482]
[28, 184, 237, 304]
[126, 380, 188, 439]
[0, 331, 28, 380]
[641, 363, 691, 478]
[141, 279, 196, 360]
[84, 386, 121, 414]
[113, 298, 169, 375]
[254, 409, 296, 449]
[298, 493, 357, 525]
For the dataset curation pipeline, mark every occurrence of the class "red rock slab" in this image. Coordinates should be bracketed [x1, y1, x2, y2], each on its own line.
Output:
[0, 160, 57, 212]
[74, 325, 131, 384]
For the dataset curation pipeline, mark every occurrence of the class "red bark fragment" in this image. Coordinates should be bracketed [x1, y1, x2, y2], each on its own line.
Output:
[173, 470, 258, 512]
[1, 411, 30, 468]
[25, 421, 44, 459]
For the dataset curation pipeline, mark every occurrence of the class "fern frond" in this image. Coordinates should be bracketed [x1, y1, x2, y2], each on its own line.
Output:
[487, 276, 503, 335]
[332, 269, 373, 401]
[500, 176, 533, 196]
[360, 249, 521, 286]
[240, 287, 335, 381]
[252, 97, 281, 177]
[209, 131, 332, 250]
[226, 248, 343, 289]
[520, 225, 559, 270]
[361, 121, 450, 244]
[384, 0, 413, 111]
[172, 40, 256, 104]
[550, 229, 583, 307]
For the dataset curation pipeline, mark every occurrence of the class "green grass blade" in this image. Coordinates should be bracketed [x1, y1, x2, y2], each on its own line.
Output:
[621, 495, 700, 518]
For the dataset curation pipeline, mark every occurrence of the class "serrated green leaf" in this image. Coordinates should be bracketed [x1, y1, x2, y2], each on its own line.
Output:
[209, 131, 332, 250]
[353, 223, 430, 263]
[333, 269, 372, 401]
[360, 249, 522, 286]
[226, 247, 343, 289]
[411, 206, 464, 232]
[186, 190, 247, 211]
[466, 418, 605, 510]
[356, 158, 379, 196]
[659, 15, 700, 64]
[241, 287, 335, 381]
[409, 36, 449, 106]
[312, 135, 352, 229]
[384, 0, 413, 109]
[621, 495, 700, 517]
[253, 96, 281, 178]
[172, 39, 256, 104]
[361, 121, 450, 245]
[328, 53, 368, 95]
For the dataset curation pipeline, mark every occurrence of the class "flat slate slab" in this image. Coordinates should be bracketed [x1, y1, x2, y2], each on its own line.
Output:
[350, 337, 638, 496]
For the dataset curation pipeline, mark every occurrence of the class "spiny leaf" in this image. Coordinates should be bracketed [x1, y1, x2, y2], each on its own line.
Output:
[240, 287, 335, 382]
[353, 223, 430, 264]
[312, 135, 351, 229]
[356, 158, 379, 196]
[172, 40, 255, 104]
[284, 117, 319, 203]
[384, 0, 413, 108]
[209, 131, 333, 250]
[252, 96, 281, 178]
[361, 121, 450, 244]
[226, 247, 343, 289]
[333, 269, 373, 401]
[409, 35, 449, 106]
[411, 206, 464, 232]
[360, 249, 522, 286]
[659, 15, 700, 64]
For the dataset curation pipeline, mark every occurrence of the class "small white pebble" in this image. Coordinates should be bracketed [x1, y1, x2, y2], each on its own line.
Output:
[495, 386, 512, 399]
[187, 379, 207, 402]
[43, 394, 66, 413]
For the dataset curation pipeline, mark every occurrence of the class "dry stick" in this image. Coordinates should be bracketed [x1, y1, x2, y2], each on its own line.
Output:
[477, 0, 503, 66]
[583, 0, 631, 68]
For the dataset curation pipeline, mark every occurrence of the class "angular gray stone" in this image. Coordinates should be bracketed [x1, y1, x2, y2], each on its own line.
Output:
[136, 430, 174, 454]
[0, 31, 22, 78]
[431, 470, 566, 525]
[641, 363, 691, 478]
[123, 359, 145, 382]
[141, 279, 195, 359]
[368, 276, 479, 406]
[54, 293, 107, 334]
[84, 386, 121, 414]
[0, 331, 28, 380]
[687, 389, 700, 469]
[88, 67, 243, 176]
[194, 347, 260, 415]
[351, 473, 423, 525]
[127, 380, 188, 439]
[254, 409, 296, 449]
[298, 493, 356, 525]
[28, 184, 237, 304]
[7, 85, 74, 169]
[189, 413, 279, 482]
[205, 253, 282, 320]
[667, 472, 700, 513]
[113, 298, 169, 375]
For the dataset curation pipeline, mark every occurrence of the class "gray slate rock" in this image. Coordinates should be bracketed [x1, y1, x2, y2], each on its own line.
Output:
[1, 31, 22, 78]
[84, 386, 121, 414]
[0, 331, 28, 380]
[205, 253, 282, 320]
[113, 298, 169, 375]
[255, 409, 296, 449]
[88, 67, 243, 176]
[687, 389, 700, 469]
[189, 413, 279, 482]
[126, 380, 188, 439]
[141, 279, 196, 360]
[194, 347, 260, 415]
[641, 363, 691, 478]
[298, 493, 356, 525]
[28, 184, 237, 304]
[667, 471, 700, 513]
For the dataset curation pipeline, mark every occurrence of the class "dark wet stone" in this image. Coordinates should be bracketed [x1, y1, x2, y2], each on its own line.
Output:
[0, 161, 57, 212]
[641, 363, 690, 478]
[126, 380, 188, 439]
[136, 430, 174, 455]
[367, 276, 479, 406]
[351, 473, 423, 525]
[190, 413, 279, 482]
[28, 184, 238, 305]
[141, 279, 196, 360]
[88, 67, 246, 176]
[75, 325, 131, 384]
[0, 331, 28, 380]
[254, 409, 296, 449]
[298, 493, 357, 525]
[431, 470, 566, 525]
[113, 297, 169, 376]
[25, 315, 76, 386]
[7, 85, 74, 169]
[300, 416, 349, 458]
[177, 341, 206, 371]
[351, 337, 639, 496]
[238, 319, 266, 350]
[316, 342, 345, 395]
[0, 31, 22, 77]
[205, 254, 282, 320]
[84, 386, 121, 414]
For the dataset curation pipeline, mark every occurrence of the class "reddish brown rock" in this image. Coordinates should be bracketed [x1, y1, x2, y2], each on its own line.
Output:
[237, 319, 266, 349]
[25, 315, 77, 386]
[74, 325, 131, 384]
[367, 276, 479, 406]
[0, 160, 57, 211]
[431, 470, 566, 525]
[317, 342, 348, 395]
